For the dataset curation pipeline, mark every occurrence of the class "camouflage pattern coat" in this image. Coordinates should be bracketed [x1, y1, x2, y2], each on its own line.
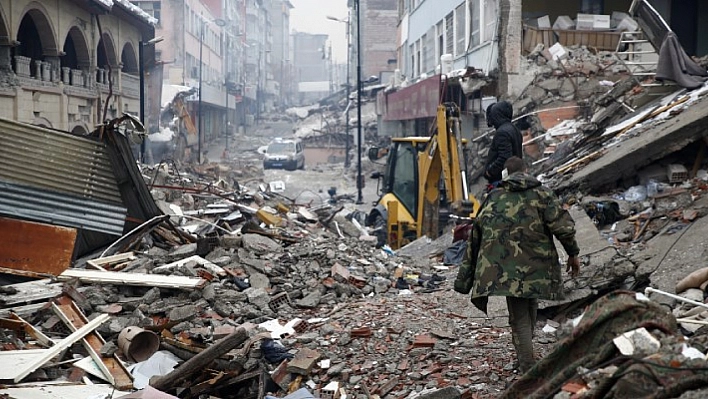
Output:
[467, 172, 579, 301]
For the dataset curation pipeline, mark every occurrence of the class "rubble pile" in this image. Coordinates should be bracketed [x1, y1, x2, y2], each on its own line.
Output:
[0, 152, 477, 398]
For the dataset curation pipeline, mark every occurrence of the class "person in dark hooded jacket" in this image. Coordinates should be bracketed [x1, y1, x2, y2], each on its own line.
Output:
[484, 101, 523, 184]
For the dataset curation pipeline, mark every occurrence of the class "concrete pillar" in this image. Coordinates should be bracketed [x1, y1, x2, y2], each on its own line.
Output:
[41, 62, 51, 82]
[0, 45, 12, 71]
[498, 0, 522, 98]
[15, 56, 31, 77]
[34, 60, 43, 80]
[45, 56, 61, 82]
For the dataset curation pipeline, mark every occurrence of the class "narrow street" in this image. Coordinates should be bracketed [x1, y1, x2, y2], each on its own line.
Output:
[5, 0, 708, 398]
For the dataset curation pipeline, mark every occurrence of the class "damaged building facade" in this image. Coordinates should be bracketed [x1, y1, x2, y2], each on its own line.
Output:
[0, 0, 156, 132]
[378, 0, 708, 141]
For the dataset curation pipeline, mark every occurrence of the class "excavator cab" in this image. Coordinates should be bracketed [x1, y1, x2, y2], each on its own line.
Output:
[369, 138, 428, 247]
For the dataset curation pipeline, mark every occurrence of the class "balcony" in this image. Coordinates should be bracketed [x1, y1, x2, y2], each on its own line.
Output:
[12, 55, 138, 99]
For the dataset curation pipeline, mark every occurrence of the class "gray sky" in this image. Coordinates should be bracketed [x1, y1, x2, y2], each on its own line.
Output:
[289, 0, 349, 63]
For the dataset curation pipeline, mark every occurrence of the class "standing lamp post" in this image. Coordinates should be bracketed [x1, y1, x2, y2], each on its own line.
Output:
[326, 14, 351, 168]
[355, 0, 363, 204]
[139, 40, 145, 163]
[198, 19, 204, 164]
[214, 19, 228, 158]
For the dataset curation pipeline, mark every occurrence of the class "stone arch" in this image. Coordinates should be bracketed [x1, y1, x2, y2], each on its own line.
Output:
[70, 122, 89, 135]
[97, 31, 118, 69]
[32, 116, 53, 129]
[15, 2, 59, 56]
[62, 26, 90, 71]
[0, 2, 10, 46]
[120, 42, 138, 74]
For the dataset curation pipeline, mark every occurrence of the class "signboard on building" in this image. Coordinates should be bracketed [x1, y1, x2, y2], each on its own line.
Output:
[381, 75, 440, 121]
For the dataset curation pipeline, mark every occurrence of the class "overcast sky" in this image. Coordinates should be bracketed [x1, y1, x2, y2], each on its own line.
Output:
[289, 0, 349, 63]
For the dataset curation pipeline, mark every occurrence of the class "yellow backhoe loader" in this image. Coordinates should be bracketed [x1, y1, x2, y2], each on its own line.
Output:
[367, 102, 479, 249]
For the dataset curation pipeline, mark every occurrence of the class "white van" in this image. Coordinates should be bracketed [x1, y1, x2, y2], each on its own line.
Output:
[263, 138, 305, 171]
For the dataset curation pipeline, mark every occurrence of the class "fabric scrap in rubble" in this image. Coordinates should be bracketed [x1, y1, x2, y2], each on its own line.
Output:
[656, 32, 708, 90]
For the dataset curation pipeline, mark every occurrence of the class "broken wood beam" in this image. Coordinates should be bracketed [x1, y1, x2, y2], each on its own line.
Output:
[52, 299, 133, 390]
[149, 326, 249, 392]
[58, 269, 206, 290]
[13, 313, 109, 383]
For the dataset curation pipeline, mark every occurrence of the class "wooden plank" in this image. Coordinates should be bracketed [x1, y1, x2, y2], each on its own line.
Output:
[52, 302, 133, 389]
[0, 384, 129, 399]
[86, 252, 136, 271]
[0, 303, 49, 318]
[0, 279, 63, 307]
[13, 313, 109, 383]
[58, 269, 206, 290]
[8, 313, 55, 348]
[0, 217, 77, 277]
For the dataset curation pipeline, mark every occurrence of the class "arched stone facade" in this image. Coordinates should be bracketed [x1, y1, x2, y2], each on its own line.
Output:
[0, 0, 152, 131]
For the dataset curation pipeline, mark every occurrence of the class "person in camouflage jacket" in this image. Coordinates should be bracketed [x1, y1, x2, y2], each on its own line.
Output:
[454, 156, 580, 372]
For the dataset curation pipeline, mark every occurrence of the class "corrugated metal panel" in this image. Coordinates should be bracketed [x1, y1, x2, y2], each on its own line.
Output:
[0, 182, 126, 236]
[0, 117, 123, 204]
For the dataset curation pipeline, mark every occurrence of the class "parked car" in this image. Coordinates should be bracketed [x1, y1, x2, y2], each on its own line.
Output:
[263, 138, 305, 170]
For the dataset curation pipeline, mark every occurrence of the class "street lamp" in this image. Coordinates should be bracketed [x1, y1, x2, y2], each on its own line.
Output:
[326, 14, 351, 168]
[138, 35, 163, 163]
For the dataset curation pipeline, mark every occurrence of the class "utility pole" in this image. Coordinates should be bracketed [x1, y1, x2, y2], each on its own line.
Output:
[355, 0, 363, 204]
[198, 18, 204, 164]
[225, 35, 229, 157]
[345, 11, 351, 168]
[327, 14, 352, 168]
[139, 40, 145, 163]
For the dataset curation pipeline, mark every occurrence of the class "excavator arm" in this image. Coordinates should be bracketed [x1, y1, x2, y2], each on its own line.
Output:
[416, 103, 474, 239]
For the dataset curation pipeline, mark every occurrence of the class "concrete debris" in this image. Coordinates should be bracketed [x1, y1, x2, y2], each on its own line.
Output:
[8, 48, 708, 398]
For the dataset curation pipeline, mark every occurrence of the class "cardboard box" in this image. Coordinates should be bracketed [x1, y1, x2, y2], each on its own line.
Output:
[616, 16, 639, 32]
[549, 43, 568, 60]
[576, 14, 611, 30]
[537, 15, 551, 29]
[576, 14, 595, 30]
[553, 15, 575, 30]
[593, 14, 611, 30]
[611, 11, 631, 26]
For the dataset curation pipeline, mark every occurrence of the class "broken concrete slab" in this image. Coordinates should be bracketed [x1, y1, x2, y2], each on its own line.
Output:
[242, 234, 283, 254]
[554, 93, 708, 193]
[286, 348, 321, 375]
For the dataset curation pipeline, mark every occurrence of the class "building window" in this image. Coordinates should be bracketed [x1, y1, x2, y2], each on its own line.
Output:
[455, 3, 465, 55]
[421, 34, 428, 73]
[137, 1, 162, 25]
[437, 21, 444, 60]
[415, 39, 421, 76]
[445, 12, 454, 55]
[424, 27, 434, 73]
[470, 0, 481, 47]
[483, 0, 496, 42]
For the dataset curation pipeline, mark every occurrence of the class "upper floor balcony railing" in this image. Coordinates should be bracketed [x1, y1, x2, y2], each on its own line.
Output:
[12, 55, 139, 98]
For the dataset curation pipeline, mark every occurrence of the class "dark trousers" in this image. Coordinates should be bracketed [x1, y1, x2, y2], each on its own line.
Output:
[506, 296, 538, 372]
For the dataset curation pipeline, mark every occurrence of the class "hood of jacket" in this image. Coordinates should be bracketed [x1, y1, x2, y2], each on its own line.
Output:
[489, 101, 513, 129]
[502, 172, 542, 192]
